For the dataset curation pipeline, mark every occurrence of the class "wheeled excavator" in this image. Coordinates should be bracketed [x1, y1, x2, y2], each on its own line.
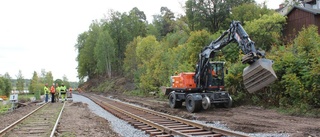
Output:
[165, 21, 277, 113]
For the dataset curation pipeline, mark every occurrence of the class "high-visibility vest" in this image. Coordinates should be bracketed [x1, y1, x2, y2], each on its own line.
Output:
[60, 86, 67, 93]
[56, 87, 60, 93]
[44, 86, 49, 94]
[50, 86, 55, 94]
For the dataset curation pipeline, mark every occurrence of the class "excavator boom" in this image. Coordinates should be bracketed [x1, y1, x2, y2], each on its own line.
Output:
[194, 21, 277, 93]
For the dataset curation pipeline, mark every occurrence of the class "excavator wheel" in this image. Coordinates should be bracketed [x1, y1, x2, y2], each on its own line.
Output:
[186, 95, 202, 113]
[223, 95, 232, 108]
[202, 96, 211, 110]
[243, 59, 277, 93]
[169, 92, 182, 108]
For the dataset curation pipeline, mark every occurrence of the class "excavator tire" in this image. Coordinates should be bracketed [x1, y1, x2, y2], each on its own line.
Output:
[186, 95, 202, 113]
[243, 59, 277, 93]
[169, 92, 182, 108]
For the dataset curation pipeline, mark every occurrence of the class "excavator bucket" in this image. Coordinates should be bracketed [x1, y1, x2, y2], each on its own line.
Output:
[243, 59, 277, 93]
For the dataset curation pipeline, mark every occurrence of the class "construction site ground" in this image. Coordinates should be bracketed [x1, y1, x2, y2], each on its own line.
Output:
[101, 92, 320, 137]
[1, 92, 319, 137]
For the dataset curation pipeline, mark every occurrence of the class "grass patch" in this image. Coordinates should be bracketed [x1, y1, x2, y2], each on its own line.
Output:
[91, 80, 115, 93]
[276, 106, 320, 118]
[0, 104, 10, 114]
[124, 89, 147, 97]
[18, 93, 34, 103]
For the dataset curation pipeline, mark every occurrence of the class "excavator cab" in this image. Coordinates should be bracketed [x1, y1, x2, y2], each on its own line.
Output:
[207, 61, 226, 91]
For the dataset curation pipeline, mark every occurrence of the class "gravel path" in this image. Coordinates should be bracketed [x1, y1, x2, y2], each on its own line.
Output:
[72, 94, 148, 137]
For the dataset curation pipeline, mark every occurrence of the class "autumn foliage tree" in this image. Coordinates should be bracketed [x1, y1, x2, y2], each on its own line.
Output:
[76, 3, 320, 114]
[269, 25, 320, 110]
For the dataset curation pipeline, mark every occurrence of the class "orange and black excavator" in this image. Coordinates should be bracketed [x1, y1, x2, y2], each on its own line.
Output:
[165, 21, 277, 113]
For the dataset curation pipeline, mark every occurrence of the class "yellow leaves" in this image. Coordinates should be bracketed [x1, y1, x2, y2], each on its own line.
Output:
[136, 35, 160, 64]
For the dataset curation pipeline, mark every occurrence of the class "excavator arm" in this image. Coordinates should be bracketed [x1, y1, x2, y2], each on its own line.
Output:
[194, 21, 277, 93]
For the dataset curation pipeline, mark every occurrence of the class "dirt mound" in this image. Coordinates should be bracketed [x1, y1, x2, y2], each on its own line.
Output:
[79, 76, 136, 92]
[70, 102, 88, 107]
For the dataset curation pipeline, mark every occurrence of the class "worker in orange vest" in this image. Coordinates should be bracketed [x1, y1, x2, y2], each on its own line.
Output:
[69, 87, 73, 98]
[50, 83, 55, 103]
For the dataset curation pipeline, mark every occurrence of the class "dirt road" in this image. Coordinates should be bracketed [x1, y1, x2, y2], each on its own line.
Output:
[110, 93, 320, 137]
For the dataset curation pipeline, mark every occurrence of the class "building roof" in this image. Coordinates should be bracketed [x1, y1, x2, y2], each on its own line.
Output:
[286, 6, 320, 16]
[304, 0, 316, 4]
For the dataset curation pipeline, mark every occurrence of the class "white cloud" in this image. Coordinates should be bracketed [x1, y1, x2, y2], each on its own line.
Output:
[255, 0, 284, 9]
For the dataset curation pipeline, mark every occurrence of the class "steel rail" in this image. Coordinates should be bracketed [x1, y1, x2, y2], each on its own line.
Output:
[50, 101, 66, 137]
[121, 99, 249, 137]
[0, 102, 48, 135]
[91, 96, 190, 137]
[91, 95, 249, 137]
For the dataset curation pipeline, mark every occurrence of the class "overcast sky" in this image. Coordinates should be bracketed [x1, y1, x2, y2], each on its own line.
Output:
[0, 0, 282, 82]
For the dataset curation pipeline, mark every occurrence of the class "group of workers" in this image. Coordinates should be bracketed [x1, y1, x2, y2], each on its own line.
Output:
[44, 83, 73, 103]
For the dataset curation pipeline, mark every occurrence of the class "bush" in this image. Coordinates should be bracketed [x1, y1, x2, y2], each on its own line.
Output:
[269, 25, 320, 111]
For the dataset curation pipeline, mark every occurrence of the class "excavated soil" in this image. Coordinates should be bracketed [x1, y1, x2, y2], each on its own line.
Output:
[102, 92, 320, 137]
[56, 101, 119, 137]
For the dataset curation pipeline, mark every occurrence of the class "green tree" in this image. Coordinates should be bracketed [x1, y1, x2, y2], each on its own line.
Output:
[0, 77, 5, 96]
[55, 79, 63, 87]
[62, 75, 70, 88]
[94, 25, 115, 78]
[0, 77, 11, 96]
[45, 71, 54, 86]
[152, 7, 176, 39]
[185, 30, 212, 67]
[244, 13, 286, 51]
[123, 37, 141, 81]
[2, 72, 12, 96]
[185, 0, 255, 33]
[4, 72, 11, 79]
[228, 3, 273, 25]
[106, 11, 130, 72]
[269, 25, 320, 109]
[284, 0, 302, 7]
[75, 32, 89, 80]
[146, 24, 161, 40]
[78, 22, 99, 79]
[28, 71, 39, 94]
[126, 7, 148, 38]
[4, 78, 11, 97]
[40, 69, 46, 84]
[16, 70, 24, 93]
[135, 36, 161, 91]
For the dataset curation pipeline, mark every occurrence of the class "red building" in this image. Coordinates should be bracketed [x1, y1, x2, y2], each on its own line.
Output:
[283, 6, 320, 42]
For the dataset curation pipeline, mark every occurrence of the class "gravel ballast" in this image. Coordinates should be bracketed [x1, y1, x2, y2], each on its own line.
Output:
[72, 94, 148, 137]
[73, 94, 290, 137]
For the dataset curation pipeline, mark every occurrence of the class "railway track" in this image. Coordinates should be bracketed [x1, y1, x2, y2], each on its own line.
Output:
[0, 102, 65, 137]
[86, 94, 249, 137]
